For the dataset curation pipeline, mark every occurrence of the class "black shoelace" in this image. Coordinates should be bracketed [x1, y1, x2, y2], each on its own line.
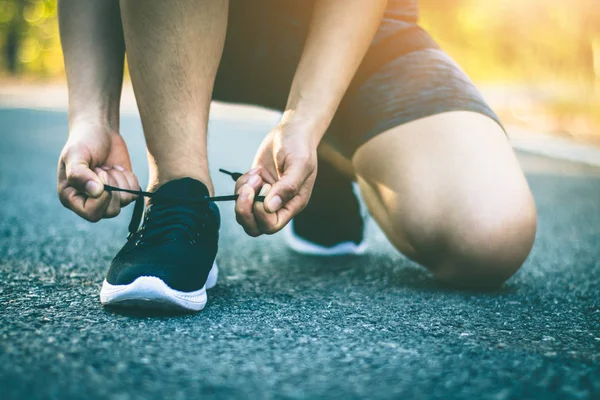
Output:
[103, 169, 265, 237]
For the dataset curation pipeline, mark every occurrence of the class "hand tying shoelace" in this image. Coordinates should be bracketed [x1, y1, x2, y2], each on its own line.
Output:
[103, 168, 265, 236]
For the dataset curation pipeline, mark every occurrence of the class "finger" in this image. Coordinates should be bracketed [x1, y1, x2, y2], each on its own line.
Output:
[62, 184, 112, 222]
[121, 169, 141, 204]
[60, 186, 97, 221]
[235, 184, 261, 237]
[264, 163, 309, 213]
[122, 169, 140, 190]
[97, 169, 120, 218]
[63, 147, 104, 198]
[106, 169, 134, 206]
[58, 159, 111, 221]
[233, 166, 263, 196]
[113, 164, 137, 188]
[253, 184, 280, 235]
[273, 194, 307, 230]
[57, 157, 69, 198]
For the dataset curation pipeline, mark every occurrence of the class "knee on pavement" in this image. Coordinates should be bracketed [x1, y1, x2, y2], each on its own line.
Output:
[394, 185, 538, 290]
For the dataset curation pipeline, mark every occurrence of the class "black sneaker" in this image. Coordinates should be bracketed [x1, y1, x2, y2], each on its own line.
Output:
[283, 159, 367, 256]
[100, 178, 220, 312]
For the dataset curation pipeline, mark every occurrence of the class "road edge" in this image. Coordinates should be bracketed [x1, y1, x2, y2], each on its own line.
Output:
[1, 84, 599, 168]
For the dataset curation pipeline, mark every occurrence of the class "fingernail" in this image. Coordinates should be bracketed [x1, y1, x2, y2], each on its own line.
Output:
[97, 170, 108, 184]
[85, 180, 102, 197]
[249, 167, 261, 175]
[259, 184, 271, 197]
[248, 175, 260, 187]
[101, 165, 110, 171]
[114, 165, 125, 172]
[268, 195, 282, 212]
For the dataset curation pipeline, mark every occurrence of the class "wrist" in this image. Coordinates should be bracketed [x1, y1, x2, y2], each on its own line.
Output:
[69, 112, 120, 137]
[280, 109, 330, 147]
[68, 94, 121, 132]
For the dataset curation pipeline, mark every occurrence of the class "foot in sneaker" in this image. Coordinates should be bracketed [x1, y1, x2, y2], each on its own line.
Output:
[100, 178, 220, 312]
[284, 159, 367, 256]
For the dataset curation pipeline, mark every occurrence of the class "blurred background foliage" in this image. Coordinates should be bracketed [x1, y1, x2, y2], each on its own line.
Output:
[420, 0, 600, 141]
[0, 0, 60, 76]
[0, 0, 598, 140]
[421, 0, 600, 84]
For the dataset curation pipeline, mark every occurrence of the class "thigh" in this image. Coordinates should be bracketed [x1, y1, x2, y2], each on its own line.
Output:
[326, 46, 503, 159]
[351, 111, 535, 262]
[214, 0, 423, 113]
[314, 16, 535, 260]
[213, 0, 310, 110]
[317, 22, 536, 268]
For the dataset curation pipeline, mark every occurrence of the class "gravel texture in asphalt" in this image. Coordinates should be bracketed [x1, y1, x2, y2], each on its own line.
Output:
[1, 109, 599, 399]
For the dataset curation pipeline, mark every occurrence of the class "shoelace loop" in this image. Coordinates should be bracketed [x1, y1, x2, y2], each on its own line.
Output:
[103, 168, 265, 235]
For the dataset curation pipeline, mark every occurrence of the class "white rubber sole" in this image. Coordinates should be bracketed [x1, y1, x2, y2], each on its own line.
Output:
[99, 261, 218, 312]
[283, 221, 367, 256]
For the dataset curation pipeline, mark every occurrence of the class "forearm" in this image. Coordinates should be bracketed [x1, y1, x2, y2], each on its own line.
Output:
[284, 0, 387, 144]
[58, 0, 125, 131]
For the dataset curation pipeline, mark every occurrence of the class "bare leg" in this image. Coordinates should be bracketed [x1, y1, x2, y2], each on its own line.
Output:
[119, 0, 228, 193]
[349, 112, 537, 289]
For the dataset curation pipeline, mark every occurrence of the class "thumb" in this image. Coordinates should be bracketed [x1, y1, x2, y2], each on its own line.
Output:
[264, 163, 308, 213]
[64, 150, 103, 198]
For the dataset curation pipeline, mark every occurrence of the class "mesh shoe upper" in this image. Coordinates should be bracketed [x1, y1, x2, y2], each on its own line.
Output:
[292, 159, 364, 247]
[106, 178, 220, 292]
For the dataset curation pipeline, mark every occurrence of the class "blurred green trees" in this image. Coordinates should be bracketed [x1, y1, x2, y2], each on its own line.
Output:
[1, 0, 599, 87]
[421, 0, 600, 85]
[0, 0, 60, 77]
[1, 0, 597, 138]
[419, 0, 600, 139]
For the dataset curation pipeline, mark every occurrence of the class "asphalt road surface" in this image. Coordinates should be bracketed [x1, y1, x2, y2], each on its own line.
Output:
[1, 108, 599, 400]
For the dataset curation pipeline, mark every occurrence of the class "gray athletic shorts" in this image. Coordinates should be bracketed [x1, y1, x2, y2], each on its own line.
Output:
[213, 0, 501, 158]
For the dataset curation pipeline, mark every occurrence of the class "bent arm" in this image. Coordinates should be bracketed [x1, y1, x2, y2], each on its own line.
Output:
[58, 0, 125, 130]
[283, 0, 387, 145]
